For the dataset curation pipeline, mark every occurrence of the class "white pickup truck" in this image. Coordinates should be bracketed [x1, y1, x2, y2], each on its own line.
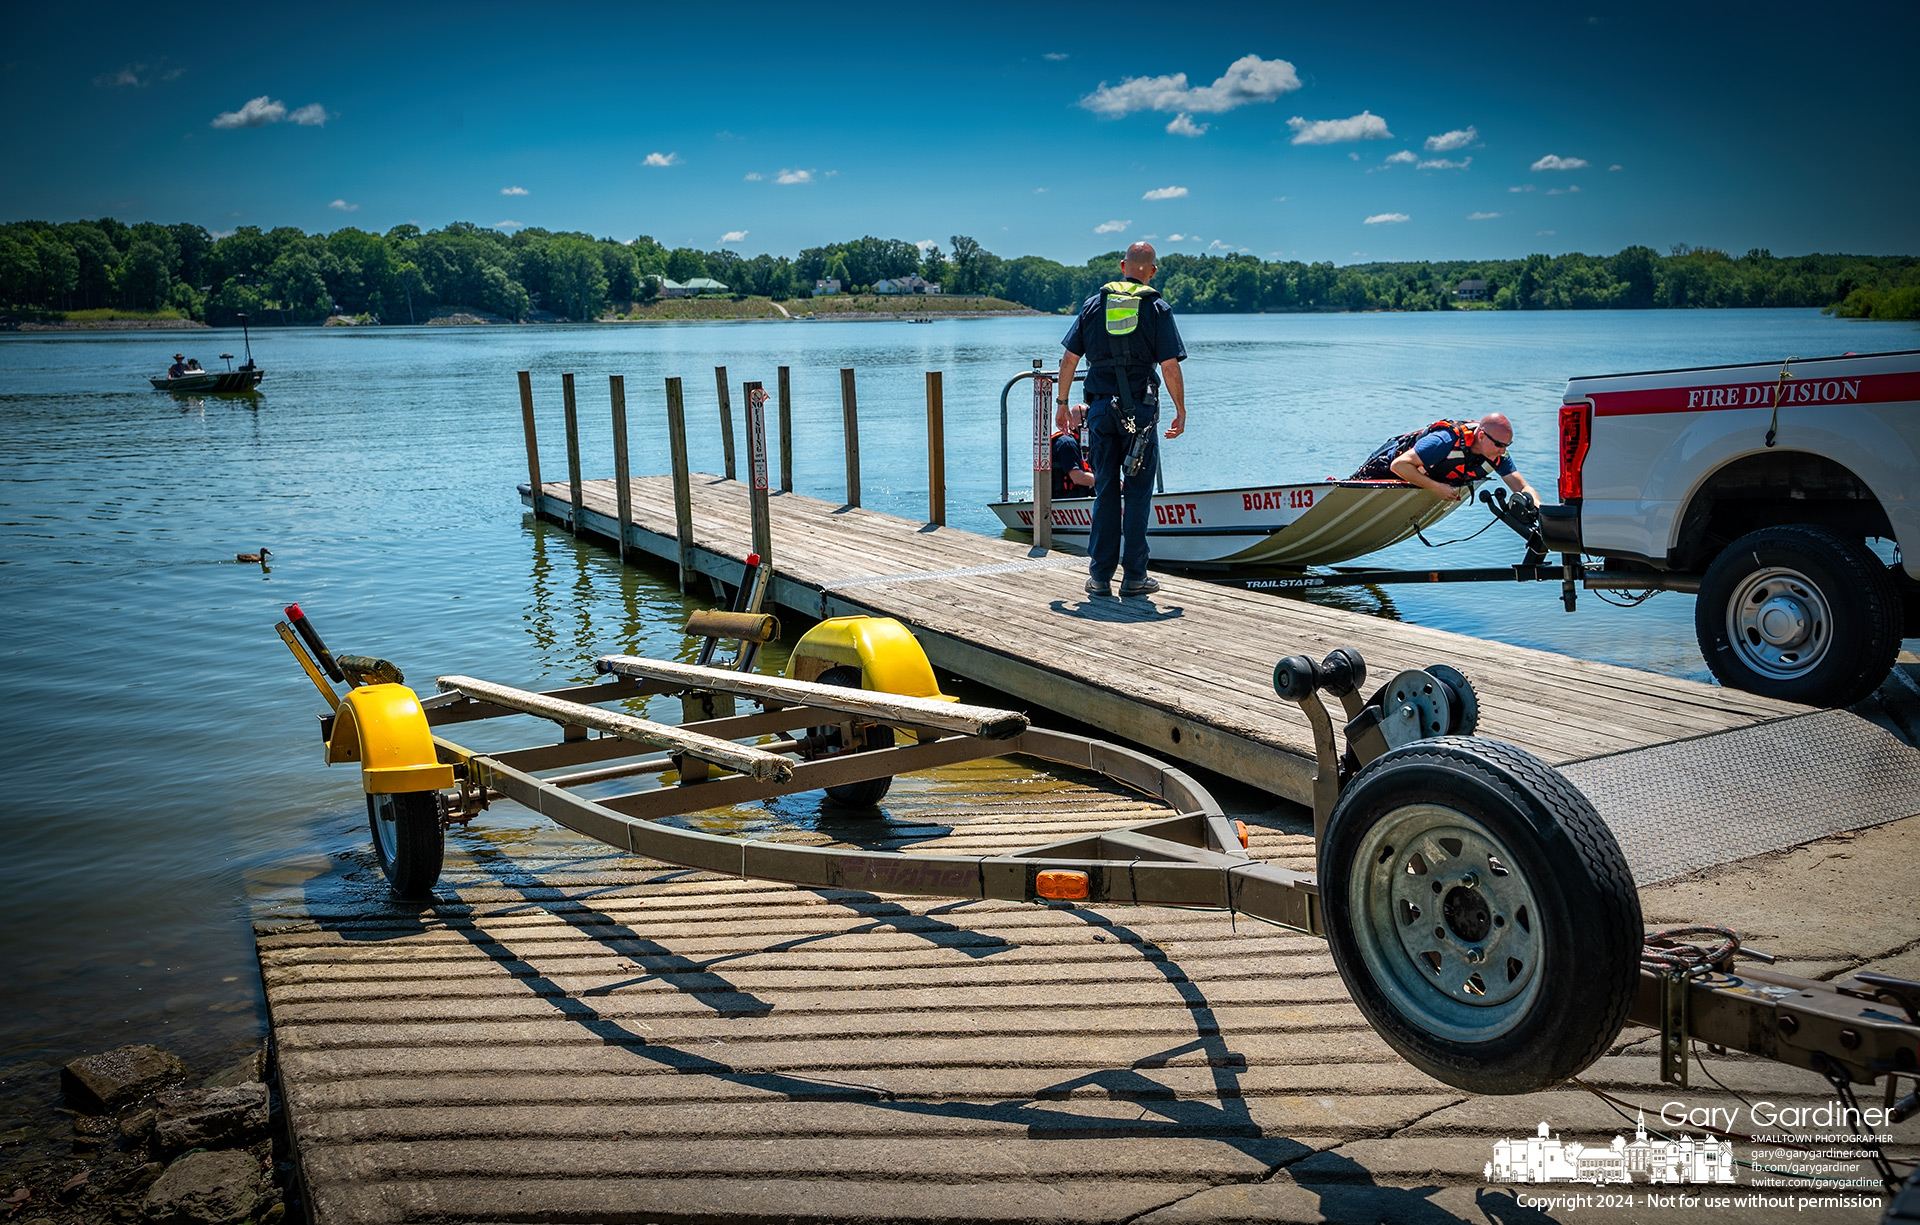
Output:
[1538, 348, 1919, 708]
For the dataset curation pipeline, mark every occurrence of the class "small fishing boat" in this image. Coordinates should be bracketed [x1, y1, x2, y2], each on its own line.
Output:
[151, 313, 264, 393]
[989, 479, 1465, 567]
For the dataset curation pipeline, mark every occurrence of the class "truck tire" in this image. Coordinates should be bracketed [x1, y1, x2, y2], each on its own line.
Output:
[368, 791, 444, 901]
[1694, 525, 1901, 707]
[1318, 737, 1641, 1095]
[811, 666, 895, 807]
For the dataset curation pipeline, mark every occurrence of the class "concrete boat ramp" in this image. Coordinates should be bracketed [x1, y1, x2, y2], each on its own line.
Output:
[253, 473, 1920, 1223]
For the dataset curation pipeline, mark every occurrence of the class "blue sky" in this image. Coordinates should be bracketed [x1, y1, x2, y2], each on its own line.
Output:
[5, 0, 1915, 265]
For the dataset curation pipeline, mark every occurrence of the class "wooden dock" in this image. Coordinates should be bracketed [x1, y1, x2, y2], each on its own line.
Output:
[256, 371, 1919, 1222]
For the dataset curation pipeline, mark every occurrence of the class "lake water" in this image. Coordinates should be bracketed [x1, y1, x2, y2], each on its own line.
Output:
[2, 308, 1913, 1137]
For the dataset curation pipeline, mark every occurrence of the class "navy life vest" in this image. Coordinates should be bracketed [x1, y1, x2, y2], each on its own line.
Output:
[1352, 419, 1497, 485]
[1080, 280, 1161, 384]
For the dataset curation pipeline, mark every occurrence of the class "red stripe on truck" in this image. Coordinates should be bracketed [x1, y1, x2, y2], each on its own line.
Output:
[1586, 370, 1920, 417]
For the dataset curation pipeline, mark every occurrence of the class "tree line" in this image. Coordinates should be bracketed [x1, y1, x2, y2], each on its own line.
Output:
[2, 216, 1915, 322]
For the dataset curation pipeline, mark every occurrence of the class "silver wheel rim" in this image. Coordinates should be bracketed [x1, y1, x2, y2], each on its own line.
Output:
[371, 794, 400, 864]
[1725, 565, 1831, 681]
[1348, 802, 1545, 1043]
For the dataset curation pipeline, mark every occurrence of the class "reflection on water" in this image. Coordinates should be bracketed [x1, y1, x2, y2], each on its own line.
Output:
[1, 310, 1912, 1140]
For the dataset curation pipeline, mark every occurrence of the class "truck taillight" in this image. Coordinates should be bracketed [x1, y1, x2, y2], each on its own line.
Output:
[1558, 402, 1592, 501]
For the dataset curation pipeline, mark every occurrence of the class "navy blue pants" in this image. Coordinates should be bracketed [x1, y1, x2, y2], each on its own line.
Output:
[1086, 396, 1159, 587]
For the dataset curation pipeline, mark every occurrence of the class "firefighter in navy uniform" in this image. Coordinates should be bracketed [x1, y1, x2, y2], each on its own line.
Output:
[1056, 241, 1187, 598]
[1353, 413, 1541, 507]
[1052, 402, 1094, 500]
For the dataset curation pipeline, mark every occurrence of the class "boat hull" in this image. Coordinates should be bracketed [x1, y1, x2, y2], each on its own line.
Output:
[989, 480, 1467, 567]
[151, 368, 264, 393]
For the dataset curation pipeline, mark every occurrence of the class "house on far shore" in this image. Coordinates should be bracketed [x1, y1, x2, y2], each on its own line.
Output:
[656, 277, 686, 298]
[1455, 278, 1488, 301]
[682, 277, 729, 296]
[874, 274, 941, 295]
[814, 278, 841, 296]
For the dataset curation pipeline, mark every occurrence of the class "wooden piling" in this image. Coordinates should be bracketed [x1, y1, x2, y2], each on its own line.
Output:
[715, 366, 736, 481]
[777, 365, 793, 494]
[665, 377, 695, 591]
[1031, 365, 1052, 550]
[840, 367, 861, 508]
[516, 370, 542, 513]
[562, 372, 584, 531]
[609, 374, 633, 565]
[745, 382, 772, 566]
[925, 371, 945, 526]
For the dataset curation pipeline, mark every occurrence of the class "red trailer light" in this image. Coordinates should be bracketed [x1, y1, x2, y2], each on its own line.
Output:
[1558, 402, 1592, 501]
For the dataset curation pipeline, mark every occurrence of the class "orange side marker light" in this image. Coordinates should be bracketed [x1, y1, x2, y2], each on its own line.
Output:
[1235, 820, 1250, 849]
[1036, 870, 1089, 901]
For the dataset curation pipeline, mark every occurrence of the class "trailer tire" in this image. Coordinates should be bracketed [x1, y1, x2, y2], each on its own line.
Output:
[367, 791, 444, 901]
[812, 666, 895, 808]
[1319, 737, 1641, 1095]
[1695, 525, 1900, 708]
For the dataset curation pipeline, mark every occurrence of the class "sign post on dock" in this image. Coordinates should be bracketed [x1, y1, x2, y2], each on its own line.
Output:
[609, 374, 633, 565]
[1032, 359, 1052, 550]
[777, 365, 794, 493]
[516, 370, 543, 516]
[715, 366, 737, 480]
[665, 377, 696, 591]
[561, 372, 585, 532]
[746, 383, 773, 567]
[926, 371, 946, 526]
[840, 367, 862, 508]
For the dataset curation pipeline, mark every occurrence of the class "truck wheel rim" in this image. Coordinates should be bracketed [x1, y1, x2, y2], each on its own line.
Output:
[371, 794, 400, 863]
[1726, 566, 1830, 680]
[1350, 802, 1544, 1042]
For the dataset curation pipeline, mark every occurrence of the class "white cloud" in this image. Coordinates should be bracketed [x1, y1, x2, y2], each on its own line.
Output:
[1287, 110, 1392, 145]
[1207, 239, 1231, 250]
[1509, 184, 1535, 193]
[1424, 126, 1478, 152]
[1609, 163, 1623, 171]
[1165, 112, 1209, 137]
[1418, 156, 1471, 170]
[210, 228, 235, 239]
[1080, 54, 1301, 117]
[1363, 212, 1410, 225]
[720, 230, 748, 243]
[1043, 51, 1070, 61]
[211, 96, 286, 128]
[1383, 150, 1417, 165]
[1348, 152, 1360, 161]
[1546, 185, 1584, 195]
[1467, 211, 1502, 220]
[1142, 185, 1188, 200]
[288, 103, 329, 126]
[1538, 229, 1556, 236]
[495, 220, 524, 230]
[328, 199, 358, 212]
[775, 168, 814, 184]
[94, 62, 184, 88]
[1530, 153, 1589, 171]
[1139, 233, 1158, 239]
[744, 172, 764, 181]
[1093, 219, 1130, 233]
[914, 238, 939, 251]
[643, 152, 682, 167]
[501, 185, 529, 196]
[1167, 233, 1187, 241]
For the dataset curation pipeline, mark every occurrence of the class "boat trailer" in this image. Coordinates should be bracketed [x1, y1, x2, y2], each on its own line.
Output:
[271, 599, 1920, 1178]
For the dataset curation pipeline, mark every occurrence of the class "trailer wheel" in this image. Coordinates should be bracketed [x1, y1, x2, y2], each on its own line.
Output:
[1319, 737, 1641, 1095]
[367, 791, 444, 901]
[811, 666, 895, 807]
[1695, 525, 1900, 708]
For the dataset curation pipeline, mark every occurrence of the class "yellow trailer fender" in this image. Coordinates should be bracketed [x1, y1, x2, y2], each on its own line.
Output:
[325, 683, 457, 794]
[785, 616, 953, 700]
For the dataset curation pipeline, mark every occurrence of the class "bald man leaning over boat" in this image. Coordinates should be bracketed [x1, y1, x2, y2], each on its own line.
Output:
[1057, 242, 1187, 599]
[1360, 413, 1542, 507]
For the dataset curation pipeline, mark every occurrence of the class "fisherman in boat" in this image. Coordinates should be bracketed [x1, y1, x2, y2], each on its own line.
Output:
[1052, 402, 1094, 500]
[167, 353, 187, 379]
[1057, 241, 1187, 598]
[1355, 413, 1541, 507]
